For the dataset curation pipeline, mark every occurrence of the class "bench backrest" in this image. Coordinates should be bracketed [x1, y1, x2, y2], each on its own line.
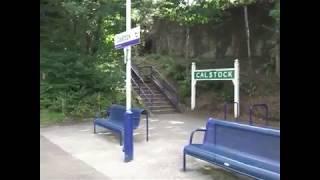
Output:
[204, 118, 280, 163]
[107, 104, 144, 129]
[108, 105, 126, 124]
[131, 108, 145, 129]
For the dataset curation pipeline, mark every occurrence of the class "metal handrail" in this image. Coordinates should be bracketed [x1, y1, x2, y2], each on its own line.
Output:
[151, 68, 178, 94]
[138, 65, 177, 94]
[138, 65, 179, 109]
[131, 75, 153, 105]
[131, 64, 144, 82]
[131, 66, 155, 106]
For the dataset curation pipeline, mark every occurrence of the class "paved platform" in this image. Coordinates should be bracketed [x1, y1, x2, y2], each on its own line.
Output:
[40, 135, 109, 180]
[40, 113, 252, 180]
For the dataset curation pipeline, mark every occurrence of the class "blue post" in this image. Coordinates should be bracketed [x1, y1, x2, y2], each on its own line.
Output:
[124, 110, 133, 162]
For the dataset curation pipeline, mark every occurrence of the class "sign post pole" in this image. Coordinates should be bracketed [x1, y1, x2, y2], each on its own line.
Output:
[124, 0, 133, 162]
[234, 59, 240, 118]
[191, 62, 196, 110]
[114, 0, 140, 163]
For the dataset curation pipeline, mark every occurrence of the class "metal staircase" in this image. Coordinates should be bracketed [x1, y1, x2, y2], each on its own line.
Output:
[131, 64, 179, 114]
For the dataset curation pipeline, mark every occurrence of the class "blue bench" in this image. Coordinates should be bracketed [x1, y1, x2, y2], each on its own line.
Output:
[94, 104, 149, 145]
[183, 118, 280, 180]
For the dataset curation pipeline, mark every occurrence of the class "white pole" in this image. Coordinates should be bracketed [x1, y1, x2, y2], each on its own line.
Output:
[234, 59, 240, 118]
[124, 49, 127, 64]
[191, 62, 196, 110]
[126, 0, 131, 111]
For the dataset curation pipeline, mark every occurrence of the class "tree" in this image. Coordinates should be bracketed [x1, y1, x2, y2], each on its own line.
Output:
[40, 0, 126, 117]
[269, 0, 280, 77]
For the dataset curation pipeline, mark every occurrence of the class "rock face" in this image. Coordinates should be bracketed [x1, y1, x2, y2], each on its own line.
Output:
[143, 4, 274, 59]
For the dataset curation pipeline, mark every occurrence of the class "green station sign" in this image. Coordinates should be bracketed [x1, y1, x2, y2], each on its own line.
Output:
[194, 69, 234, 80]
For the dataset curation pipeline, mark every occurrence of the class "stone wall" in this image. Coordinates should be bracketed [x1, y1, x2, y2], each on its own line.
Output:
[143, 4, 274, 60]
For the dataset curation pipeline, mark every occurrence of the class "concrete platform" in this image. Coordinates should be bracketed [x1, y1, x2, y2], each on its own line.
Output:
[40, 135, 109, 180]
[40, 113, 252, 180]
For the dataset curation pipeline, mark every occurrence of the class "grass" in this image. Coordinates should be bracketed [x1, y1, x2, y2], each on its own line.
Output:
[40, 109, 66, 126]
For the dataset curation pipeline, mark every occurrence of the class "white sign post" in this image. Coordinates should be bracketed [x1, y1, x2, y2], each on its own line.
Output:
[113, 0, 141, 162]
[191, 59, 240, 118]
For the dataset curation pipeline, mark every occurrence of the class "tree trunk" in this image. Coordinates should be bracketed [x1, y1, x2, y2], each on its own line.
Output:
[185, 0, 190, 59]
[85, 31, 92, 54]
[92, 17, 103, 55]
[244, 6, 252, 71]
[157, 36, 161, 54]
[185, 27, 190, 59]
[231, 31, 240, 57]
[167, 36, 171, 55]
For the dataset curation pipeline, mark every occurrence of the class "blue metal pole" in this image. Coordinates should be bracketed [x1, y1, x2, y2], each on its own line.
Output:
[124, 110, 133, 162]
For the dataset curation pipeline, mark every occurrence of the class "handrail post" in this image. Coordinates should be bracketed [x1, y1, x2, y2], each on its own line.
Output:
[224, 103, 227, 120]
[249, 107, 253, 125]
[265, 105, 269, 126]
[142, 110, 149, 142]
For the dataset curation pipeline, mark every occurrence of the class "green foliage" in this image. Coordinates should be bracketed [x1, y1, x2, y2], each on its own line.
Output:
[241, 81, 257, 97]
[177, 78, 191, 102]
[140, 0, 259, 27]
[40, 0, 126, 120]
[155, 0, 227, 26]
[269, 0, 280, 28]
[221, 91, 233, 102]
[40, 109, 66, 125]
[40, 48, 125, 117]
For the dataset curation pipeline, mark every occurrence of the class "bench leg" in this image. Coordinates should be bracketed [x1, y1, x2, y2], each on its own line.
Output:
[119, 132, 123, 146]
[146, 115, 149, 142]
[183, 152, 186, 171]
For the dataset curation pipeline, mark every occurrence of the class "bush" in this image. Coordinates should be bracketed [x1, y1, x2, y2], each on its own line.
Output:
[40, 49, 125, 119]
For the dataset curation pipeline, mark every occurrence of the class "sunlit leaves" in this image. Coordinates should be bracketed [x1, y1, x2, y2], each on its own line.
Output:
[269, 0, 279, 27]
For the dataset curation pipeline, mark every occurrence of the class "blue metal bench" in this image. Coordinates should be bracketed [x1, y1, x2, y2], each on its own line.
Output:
[93, 104, 149, 145]
[183, 118, 280, 180]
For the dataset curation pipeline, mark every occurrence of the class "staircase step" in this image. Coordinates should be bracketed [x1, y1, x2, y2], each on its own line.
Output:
[145, 102, 172, 106]
[141, 93, 163, 96]
[145, 100, 172, 105]
[133, 87, 160, 91]
[133, 88, 161, 93]
[151, 109, 177, 114]
[145, 98, 170, 102]
[133, 87, 160, 92]
[149, 105, 175, 109]
[138, 95, 170, 102]
[132, 68, 178, 114]
[140, 94, 165, 98]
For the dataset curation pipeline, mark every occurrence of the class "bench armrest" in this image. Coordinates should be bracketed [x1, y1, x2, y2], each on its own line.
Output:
[189, 128, 207, 144]
[95, 110, 109, 119]
[95, 112, 101, 118]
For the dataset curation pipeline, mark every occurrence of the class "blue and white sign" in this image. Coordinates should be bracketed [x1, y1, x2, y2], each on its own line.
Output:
[114, 26, 140, 49]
